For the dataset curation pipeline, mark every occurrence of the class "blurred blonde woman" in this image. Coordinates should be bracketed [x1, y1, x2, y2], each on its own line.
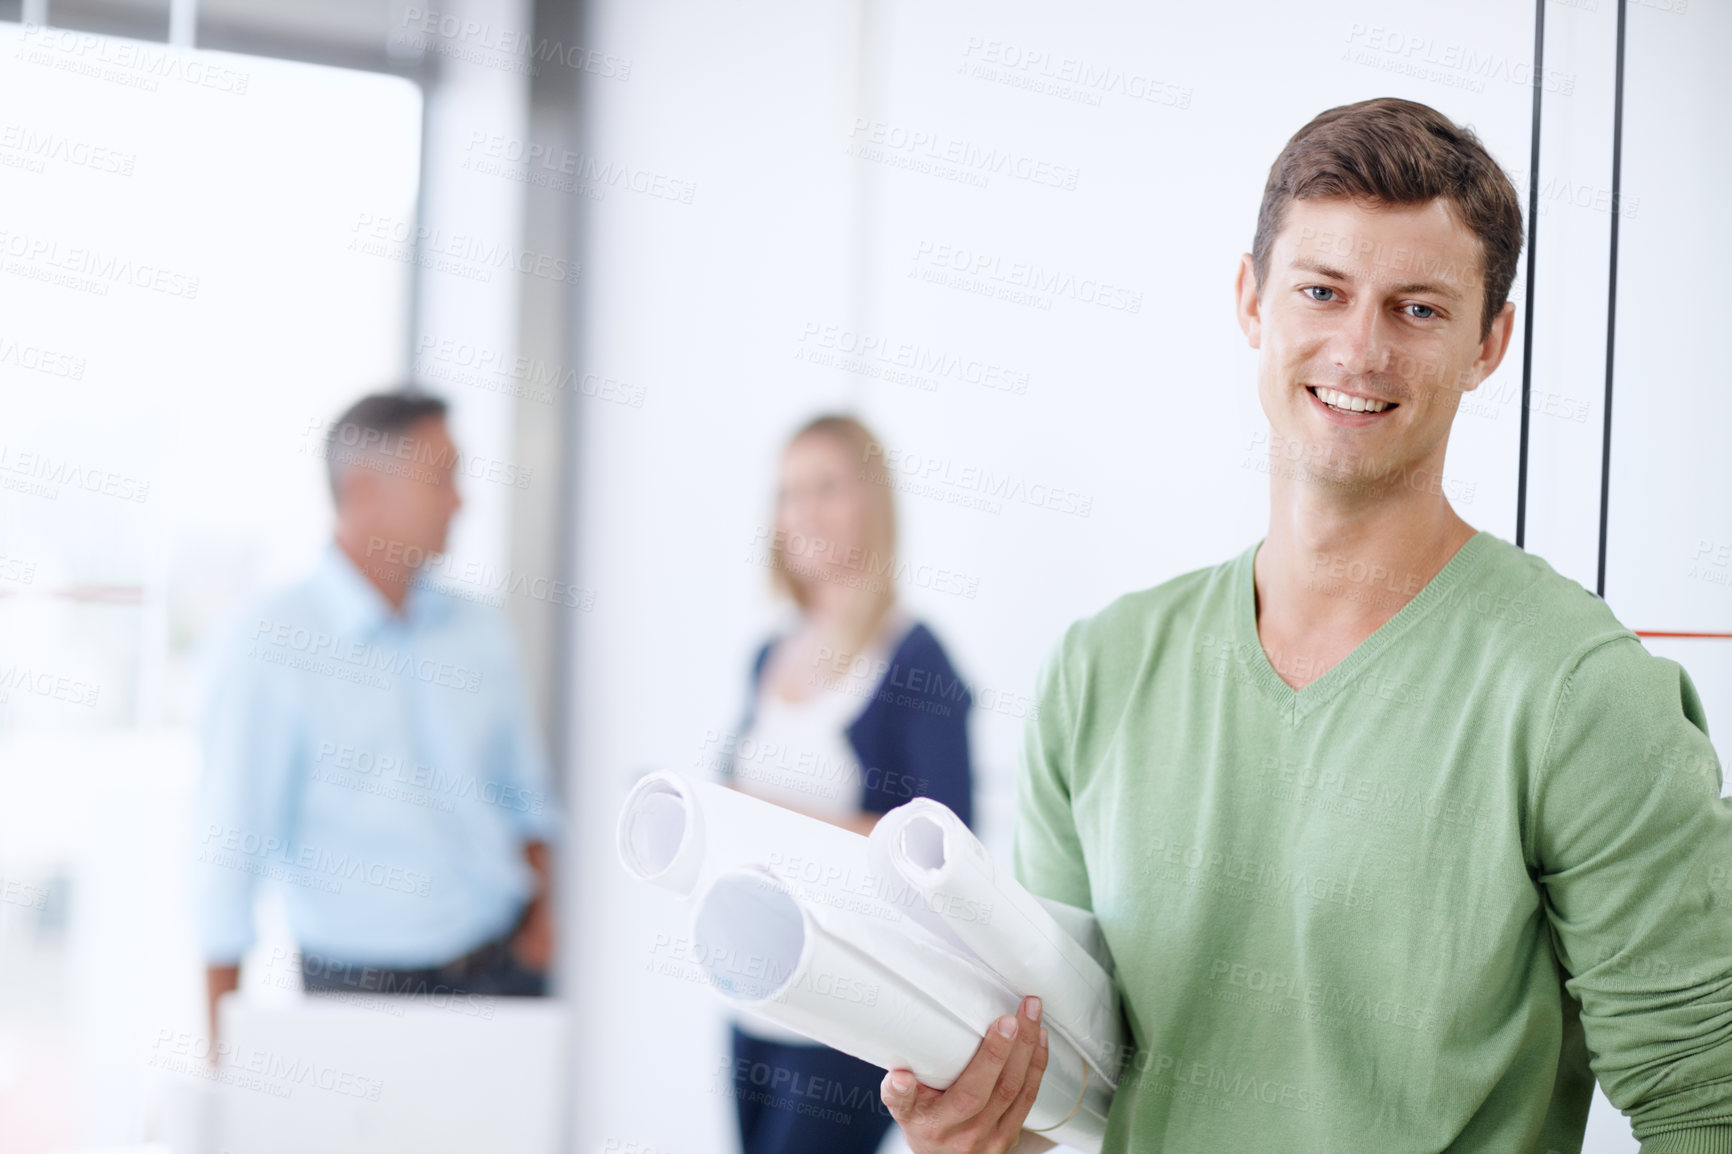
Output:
[721, 414, 975, 1154]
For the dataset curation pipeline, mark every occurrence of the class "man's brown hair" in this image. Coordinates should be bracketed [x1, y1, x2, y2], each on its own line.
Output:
[1251, 97, 1524, 342]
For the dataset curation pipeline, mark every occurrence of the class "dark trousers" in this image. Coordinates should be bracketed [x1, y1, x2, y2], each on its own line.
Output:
[728, 1024, 897, 1154]
[300, 920, 547, 998]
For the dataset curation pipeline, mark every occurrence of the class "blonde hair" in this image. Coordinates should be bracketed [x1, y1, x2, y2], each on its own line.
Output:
[767, 414, 899, 656]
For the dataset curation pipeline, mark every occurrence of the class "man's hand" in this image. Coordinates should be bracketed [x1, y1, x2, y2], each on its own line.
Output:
[881, 995, 1055, 1154]
[205, 964, 239, 1062]
[510, 898, 554, 971]
[510, 841, 554, 972]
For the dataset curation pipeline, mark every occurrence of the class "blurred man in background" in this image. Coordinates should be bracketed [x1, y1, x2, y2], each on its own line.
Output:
[193, 388, 560, 1042]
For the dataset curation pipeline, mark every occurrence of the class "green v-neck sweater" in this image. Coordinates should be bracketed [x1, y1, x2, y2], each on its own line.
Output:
[1012, 529, 1732, 1153]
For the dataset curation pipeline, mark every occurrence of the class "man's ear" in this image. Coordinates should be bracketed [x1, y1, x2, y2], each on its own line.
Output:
[333, 462, 375, 516]
[1468, 300, 1517, 390]
[1235, 253, 1261, 349]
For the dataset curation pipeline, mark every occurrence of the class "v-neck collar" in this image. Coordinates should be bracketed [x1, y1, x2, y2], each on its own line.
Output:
[1233, 529, 1494, 725]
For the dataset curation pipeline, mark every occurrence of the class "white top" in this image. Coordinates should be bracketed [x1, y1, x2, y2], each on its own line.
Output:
[730, 607, 913, 1044]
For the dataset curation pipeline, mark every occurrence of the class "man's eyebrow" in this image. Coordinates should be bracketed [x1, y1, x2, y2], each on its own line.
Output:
[1290, 257, 1352, 281]
[1287, 256, 1463, 302]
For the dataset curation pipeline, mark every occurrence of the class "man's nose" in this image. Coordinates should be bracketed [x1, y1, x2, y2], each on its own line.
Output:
[1328, 302, 1393, 377]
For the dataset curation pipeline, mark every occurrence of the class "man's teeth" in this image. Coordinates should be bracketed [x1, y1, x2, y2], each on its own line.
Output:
[1314, 386, 1392, 413]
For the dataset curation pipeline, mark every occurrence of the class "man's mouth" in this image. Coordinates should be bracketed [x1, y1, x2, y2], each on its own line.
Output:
[1307, 385, 1398, 416]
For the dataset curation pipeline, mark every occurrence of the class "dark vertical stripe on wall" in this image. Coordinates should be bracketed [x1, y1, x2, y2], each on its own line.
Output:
[1516, 0, 1545, 550]
[1598, 0, 1628, 599]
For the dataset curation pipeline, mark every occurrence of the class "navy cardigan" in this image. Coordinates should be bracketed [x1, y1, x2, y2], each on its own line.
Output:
[726, 620, 975, 830]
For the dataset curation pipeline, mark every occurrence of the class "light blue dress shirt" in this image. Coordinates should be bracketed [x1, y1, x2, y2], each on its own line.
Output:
[193, 543, 562, 967]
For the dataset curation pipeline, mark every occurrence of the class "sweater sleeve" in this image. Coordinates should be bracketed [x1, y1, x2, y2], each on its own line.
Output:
[1529, 634, 1732, 1153]
[1011, 623, 1094, 913]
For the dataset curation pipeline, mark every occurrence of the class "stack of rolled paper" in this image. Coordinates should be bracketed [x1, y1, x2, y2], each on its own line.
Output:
[616, 771, 1124, 1153]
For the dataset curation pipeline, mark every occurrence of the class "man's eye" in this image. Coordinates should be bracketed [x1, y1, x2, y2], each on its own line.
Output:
[1405, 303, 1437, 319]
[1303, 286, 1336, 302]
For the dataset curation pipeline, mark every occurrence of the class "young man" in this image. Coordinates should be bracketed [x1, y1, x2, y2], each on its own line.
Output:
[195, 390, 561, 1043]
[882, 98, 1731, 1153]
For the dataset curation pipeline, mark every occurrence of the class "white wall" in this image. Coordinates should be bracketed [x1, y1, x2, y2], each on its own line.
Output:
[1601, 0, 1732, 739]
[558, 3, 1727, 1153]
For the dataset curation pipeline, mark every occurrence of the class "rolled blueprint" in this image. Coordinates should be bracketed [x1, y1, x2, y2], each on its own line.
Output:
[617, 770, 874, 902]
[617, 771, 1121, 1152]
[692, 867, 1113, 1151]
[867, 798, 1126, 1088]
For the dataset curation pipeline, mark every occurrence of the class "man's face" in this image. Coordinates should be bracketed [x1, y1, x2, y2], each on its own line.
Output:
[1236, 196, 1514, 497]
[340, 415, 463, 568]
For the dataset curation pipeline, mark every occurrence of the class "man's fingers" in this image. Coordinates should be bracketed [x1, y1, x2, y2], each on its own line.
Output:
[988, 997, 1044, 1117]
[880, 1068, 942, 1127]
[933, 1008, 1025, 1122]
[995, 1023, 1051, 1145]
[881, 1068, 917, 1123]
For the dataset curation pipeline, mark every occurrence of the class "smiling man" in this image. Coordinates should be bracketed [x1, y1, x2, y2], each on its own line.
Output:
[883, 98, 1732, 1153]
